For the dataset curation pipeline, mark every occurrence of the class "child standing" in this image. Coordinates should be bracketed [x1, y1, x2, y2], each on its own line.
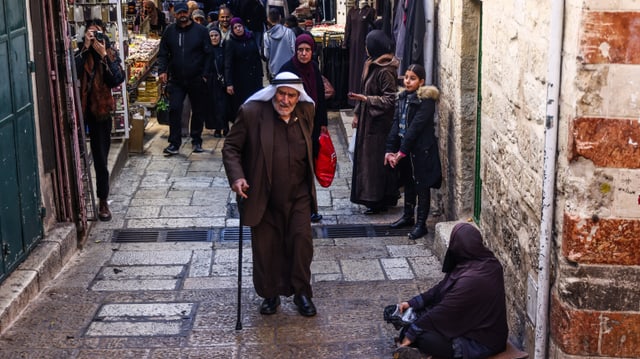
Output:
[384, 64, 442, 239]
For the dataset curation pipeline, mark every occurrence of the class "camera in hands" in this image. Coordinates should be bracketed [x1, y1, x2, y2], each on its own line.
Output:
[94, 30, 106, 42]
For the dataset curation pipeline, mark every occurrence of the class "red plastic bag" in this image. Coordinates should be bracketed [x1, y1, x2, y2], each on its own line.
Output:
[314, 132, 337, 187]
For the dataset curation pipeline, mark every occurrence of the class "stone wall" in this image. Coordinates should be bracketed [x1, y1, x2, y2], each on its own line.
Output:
[476, 0, 551, 350]
[435, 0, 551, 349]
[551, 0, 640, 357]
[434, 0, 479, 220]
[433, 0, 640, 356]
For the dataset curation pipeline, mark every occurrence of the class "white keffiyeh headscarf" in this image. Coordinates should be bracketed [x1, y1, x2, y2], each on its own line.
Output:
[244, 72, 315, 105]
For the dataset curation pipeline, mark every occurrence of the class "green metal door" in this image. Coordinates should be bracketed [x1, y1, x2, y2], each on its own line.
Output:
[0, 0, 42, 281]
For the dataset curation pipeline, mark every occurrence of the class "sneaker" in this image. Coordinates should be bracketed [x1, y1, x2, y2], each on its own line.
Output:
[163, 144, 179, 155]
[192, 143, 204, 153]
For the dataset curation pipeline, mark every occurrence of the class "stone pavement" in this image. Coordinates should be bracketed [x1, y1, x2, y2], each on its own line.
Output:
[0, 111, 446, 358]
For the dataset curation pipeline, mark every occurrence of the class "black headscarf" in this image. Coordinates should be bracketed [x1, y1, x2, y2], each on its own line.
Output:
[441, 222, 498, 274]
[365, 29, 393, 59]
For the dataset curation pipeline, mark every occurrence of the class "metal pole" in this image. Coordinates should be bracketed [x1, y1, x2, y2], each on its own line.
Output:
[235, 197, 244, 330]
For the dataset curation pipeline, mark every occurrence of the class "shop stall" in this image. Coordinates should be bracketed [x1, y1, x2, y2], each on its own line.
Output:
[310, 23, 350, 109]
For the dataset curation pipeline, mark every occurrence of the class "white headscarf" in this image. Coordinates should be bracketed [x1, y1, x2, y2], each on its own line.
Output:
[244, 72, 315, 105]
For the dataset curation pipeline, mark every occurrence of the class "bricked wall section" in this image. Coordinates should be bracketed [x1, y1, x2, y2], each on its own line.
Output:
[550, 293, 640, 357]
[570, 117, 640, 168]
[562, 213, 640, 265]
[553, 6, 640, 358]
[580, 12, 640, 65]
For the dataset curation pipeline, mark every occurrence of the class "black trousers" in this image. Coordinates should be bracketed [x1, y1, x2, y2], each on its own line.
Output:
[413, 331, 455, 358]
[87, 115, 112, 201]
[168, 79, 207, 147]
[398, 157, 431, 216]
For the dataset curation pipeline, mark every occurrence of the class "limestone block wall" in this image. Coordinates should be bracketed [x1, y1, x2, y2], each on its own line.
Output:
[434, 0, 479, 220]
[474, 0, 552, 350]
[551, 1, 640, 357]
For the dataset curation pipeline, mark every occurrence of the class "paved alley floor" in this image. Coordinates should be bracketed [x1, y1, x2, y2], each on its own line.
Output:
[0, 113, 445, 358]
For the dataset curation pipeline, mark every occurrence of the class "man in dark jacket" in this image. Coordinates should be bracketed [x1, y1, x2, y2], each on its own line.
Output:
[157, 2, 211, 155]
[394, 223, 508, 359]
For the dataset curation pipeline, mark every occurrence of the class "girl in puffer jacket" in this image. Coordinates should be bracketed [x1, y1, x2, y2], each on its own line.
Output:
[384, 64, 442, 239]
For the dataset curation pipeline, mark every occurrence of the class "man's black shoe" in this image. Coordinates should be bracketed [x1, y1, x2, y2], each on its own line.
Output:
[163, 144, 179, 155]
[259, 297, 280, 315]
[192, 143, 204, 153]
[293, 294, 317, 317]
[310, 213, 323, 223]
[213, 130, 222, 138]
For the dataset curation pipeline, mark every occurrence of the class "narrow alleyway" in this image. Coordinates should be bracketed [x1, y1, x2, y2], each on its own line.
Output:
[0, 112, 444, 358]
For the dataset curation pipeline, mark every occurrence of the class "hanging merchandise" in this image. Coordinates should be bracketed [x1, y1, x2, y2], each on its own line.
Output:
[401, 0, 425, 74]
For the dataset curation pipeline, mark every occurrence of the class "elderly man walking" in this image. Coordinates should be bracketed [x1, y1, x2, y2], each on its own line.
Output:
[222, 72, 318, 317]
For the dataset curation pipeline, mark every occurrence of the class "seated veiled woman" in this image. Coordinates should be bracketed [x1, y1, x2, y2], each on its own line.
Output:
[394, 223, 509, 359]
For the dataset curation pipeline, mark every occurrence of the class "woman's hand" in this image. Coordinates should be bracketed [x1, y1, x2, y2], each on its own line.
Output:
[352, 114, 358, 128]
[347, 92, 366, 102]
[399, 337, 412, 347]
[226, 85, 234, 95]
[91, 37, 107, 58]
[399, 301, 410, 313]
[320, 126, 329, 134]
[384, 153, 396, 167]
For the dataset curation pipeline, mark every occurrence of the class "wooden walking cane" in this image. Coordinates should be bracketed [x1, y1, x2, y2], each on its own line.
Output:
[235, 197, 244, 330]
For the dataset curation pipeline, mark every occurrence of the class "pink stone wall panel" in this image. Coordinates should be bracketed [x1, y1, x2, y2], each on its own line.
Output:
[562, 213, 640, 265]
[551, 294, 640, 357]
[580, 12, 640, 64]
[571, 117, 640, 168]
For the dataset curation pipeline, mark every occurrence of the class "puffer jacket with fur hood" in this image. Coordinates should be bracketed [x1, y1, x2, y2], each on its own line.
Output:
[386, 85, 442, 189]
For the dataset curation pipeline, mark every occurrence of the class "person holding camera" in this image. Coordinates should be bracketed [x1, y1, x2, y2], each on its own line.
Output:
[75, 19, 125, 221]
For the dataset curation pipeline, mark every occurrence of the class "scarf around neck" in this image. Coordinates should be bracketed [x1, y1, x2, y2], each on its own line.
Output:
[292, 56, 318, 103]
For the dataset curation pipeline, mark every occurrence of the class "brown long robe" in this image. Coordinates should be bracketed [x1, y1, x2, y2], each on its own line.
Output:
[350, 53, 400, 208]
[222, 100, 317, 298]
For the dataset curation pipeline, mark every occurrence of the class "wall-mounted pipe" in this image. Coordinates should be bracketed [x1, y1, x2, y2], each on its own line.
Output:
[534, 1, 565, 358]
